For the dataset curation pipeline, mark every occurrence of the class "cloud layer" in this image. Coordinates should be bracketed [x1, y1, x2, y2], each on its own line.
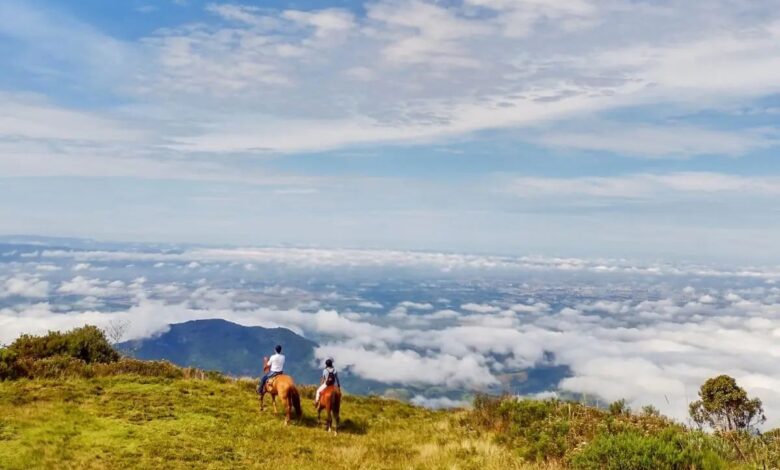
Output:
[4, 242, 780, 426]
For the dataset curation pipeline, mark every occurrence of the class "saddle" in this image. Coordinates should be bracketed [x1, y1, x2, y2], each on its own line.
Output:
[266, 373, 284, 391]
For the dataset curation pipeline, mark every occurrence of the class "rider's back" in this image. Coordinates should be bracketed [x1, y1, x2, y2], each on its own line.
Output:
[268, 353, 285, 373]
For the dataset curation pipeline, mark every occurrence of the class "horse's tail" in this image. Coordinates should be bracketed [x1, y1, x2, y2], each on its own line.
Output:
[290, 386, 302, 419]
[330, 388, 341, 415]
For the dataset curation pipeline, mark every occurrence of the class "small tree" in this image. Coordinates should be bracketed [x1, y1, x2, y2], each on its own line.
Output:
[103, 319, 130, 345]
[689, 375, 765, 432]
[609, 399, 630, 416]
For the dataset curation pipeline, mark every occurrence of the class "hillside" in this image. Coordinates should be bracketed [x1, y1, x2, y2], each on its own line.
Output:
[118, 319, 319, 379]
[0, 376, 524, 470]
[4, 325, 780, 469]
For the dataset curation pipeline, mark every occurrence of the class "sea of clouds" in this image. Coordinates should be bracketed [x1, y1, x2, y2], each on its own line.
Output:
[2, 244, 780, 426]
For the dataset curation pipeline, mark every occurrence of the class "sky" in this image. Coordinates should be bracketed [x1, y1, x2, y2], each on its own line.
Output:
[1, 0, 780, 262]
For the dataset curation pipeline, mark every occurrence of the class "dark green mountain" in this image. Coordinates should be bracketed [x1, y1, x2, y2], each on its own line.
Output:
[118, 319, 320, 381]
[117, 319, 448, 396]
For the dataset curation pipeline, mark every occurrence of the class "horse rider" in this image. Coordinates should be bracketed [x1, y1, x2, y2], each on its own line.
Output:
[259, 345, 285, 393]
[314, 358, 340, 407]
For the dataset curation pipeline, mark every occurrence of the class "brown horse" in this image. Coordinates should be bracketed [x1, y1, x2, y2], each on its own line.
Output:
[259, 357, 302, 425]
[316, 385, 341, 434]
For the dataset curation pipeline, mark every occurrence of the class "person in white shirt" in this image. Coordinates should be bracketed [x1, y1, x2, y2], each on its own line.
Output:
[259, 345, 285, 393]
[314, 358, 340, 407]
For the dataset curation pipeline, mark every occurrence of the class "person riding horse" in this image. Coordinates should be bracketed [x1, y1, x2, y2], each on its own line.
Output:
[259, 345, 285, 393]
[314, 358, 342, 433]
[257, 344, 301, 424]
[314, 358, 340, 407]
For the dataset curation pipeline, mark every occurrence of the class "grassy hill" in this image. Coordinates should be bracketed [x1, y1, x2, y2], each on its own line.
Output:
[0, 376, 525, 470]
[3, 325, 780, 469]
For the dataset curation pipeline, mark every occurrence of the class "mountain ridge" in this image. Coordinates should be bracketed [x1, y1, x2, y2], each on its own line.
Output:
[118, 318, 320, 381]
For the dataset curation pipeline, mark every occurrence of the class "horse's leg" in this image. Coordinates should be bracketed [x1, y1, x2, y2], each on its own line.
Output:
[317, 407, 322, 427]
[326, 407, 333, 433]
[333, 406, 339, 435]
[259, 392, 265, 411]
[271, 394, 278, 414]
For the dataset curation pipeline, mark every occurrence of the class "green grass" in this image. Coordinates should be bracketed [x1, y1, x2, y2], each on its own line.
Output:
[0, 376, 533, 469]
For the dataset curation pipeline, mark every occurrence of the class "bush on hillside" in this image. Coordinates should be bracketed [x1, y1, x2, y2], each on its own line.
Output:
[570, 429, 726, 470]
[6, 325, 119, 364]
[462, 394, 677, 463]
[1, 325, 121, 380]
[0, 326, 225, 382]
[0, 349, 21, 380]
[23, 356, 93, 379]
[689, 375, 765, 432]
[464, 390, 780, 469]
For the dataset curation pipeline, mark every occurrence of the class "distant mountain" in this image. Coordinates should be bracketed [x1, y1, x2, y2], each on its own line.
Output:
[118, 319, 320, 381]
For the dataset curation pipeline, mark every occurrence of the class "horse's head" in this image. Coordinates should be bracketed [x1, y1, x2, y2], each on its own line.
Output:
[263, 356, 270, 373]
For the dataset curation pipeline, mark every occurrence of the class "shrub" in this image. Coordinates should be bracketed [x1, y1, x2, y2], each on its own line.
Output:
[571, 429, 726, 470]
[7, 326, 119, 364]
[0, 349, 20, 380]
[25, 356, 93, 379]
[690, 375, 765, 432]
[463, 397, 606, 462]
[609, 399, 630, 416]
[463, 395, 687, 465]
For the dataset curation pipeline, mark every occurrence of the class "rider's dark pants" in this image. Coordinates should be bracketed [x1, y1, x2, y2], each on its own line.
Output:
[259, 371, 282, 393]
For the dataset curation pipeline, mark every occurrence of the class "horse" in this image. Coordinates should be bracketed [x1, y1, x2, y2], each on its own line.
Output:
[316, 385, 341, 434]
[258, 357, 302, 425]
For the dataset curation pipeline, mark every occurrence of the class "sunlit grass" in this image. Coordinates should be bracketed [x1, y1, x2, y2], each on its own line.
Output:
[0, 376, 536, 469]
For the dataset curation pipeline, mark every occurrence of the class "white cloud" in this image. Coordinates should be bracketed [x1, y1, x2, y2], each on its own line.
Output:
[315, 344, 495, 388]
[536, 125, 778, 158]
[39, 246, 780, 280]
[2, 0, 780, 164]
[57, 276, 127, 297]
[282, 8, 355, 39]
[205, 4, 269, 26]
[410, 395, 469, 409]
[0, 93, 145, 142]
[504, 172, 780, 200]
[0, 274, 49, 298]
[34, 264, 61, 272]
[357, 301, 383, 309]
[460, 303, 501, 314]
[397, 301, 434, 310]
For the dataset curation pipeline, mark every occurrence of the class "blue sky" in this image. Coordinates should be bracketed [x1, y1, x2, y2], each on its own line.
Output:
[1, 0, 780, 262]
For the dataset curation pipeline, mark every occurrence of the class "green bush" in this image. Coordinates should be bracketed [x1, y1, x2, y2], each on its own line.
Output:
[0, 349, 21, 380]
[462, 397, 608, 462]
[0, 327, 211, 381]
[7, 326, 119, 364]
[571, 429, 726, 470]
[463, 394, 780, 469]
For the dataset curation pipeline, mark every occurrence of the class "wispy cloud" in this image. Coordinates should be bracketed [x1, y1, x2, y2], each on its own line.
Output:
[503, 172, 780, 199]
[536, 125, 778, 158]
